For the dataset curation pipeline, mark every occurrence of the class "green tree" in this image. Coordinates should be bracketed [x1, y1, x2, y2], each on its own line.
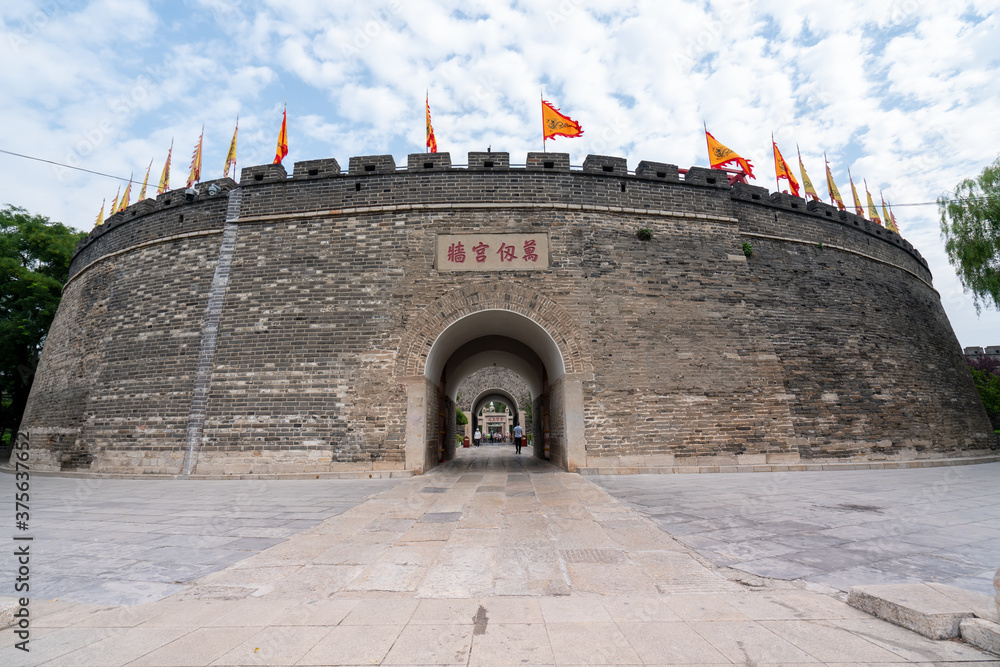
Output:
[967, 355, 1000, 430]
[939, 156, 1000, 313]
[456, 407, 468, 426]
[0, 205, 85, 449]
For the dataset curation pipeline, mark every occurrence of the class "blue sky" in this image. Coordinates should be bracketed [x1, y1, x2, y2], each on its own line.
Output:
[2, 0, 999, 346]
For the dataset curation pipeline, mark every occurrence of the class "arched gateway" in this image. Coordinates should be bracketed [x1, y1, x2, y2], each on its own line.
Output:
[396, 291, 591, 474]
[16, 151, 998, 477]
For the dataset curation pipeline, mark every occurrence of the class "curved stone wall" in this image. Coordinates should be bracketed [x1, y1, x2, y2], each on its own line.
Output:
[18, 152, 997, 477]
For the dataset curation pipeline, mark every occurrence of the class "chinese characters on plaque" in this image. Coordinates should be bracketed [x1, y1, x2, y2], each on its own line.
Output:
[436, 233, 549, 272]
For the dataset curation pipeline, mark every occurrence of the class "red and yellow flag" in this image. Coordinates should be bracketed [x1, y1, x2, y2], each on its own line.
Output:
[881, 195, 897, 233]
[138, 159, 152, 201]
[772, 138, 800, 197]
[865, 182, 882, 225]
[95, 199, 105, 227]
[187, 126, 203, 188]
[425, 94, 437, 153]
[798, 146, 820, 202]
[825, 155, 845, 210]
[888, 203, 901, 235]
[848, 169, 865, 217]
[224, 115, 238, 178]
[118, 174, 132, 212]
[705, 128, 755, 178]
[273, 105, 288, 165]
[542, 99, 583, 141]
[110, 185, 120, 216]
[157, 140, 172, 195]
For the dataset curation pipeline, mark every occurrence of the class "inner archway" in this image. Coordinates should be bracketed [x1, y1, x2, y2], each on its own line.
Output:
[401, 307, 586, 473]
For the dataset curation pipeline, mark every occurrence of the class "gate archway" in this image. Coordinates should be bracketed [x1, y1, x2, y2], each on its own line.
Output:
[397, 286, 591, 474]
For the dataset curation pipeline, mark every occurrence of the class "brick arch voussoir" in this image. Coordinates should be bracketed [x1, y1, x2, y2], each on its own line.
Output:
[396, 282, 591, 378]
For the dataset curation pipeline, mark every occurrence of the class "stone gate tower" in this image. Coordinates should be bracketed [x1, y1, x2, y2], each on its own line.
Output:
[18, 152, 998, 477]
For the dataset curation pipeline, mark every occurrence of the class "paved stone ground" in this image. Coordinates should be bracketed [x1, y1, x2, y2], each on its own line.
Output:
[593, 462, 1000, 596]
[1, 447, 997, 665]
[0, 476, 399, 605]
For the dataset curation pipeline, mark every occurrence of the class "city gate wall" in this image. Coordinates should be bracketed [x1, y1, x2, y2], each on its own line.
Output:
[18, 152, 998, 476]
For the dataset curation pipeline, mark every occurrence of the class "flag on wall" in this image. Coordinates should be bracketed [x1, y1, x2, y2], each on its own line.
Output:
[187, 126, 203, 188]
[881, 194, 897, 233]
[888, 203, 901, 234]
[425, 93, 437, 153]
[157, 140, 172, 195]
[825, 154, 846, 210]
[118, 174, 132, 212]
[865, 181, 882, 224]
[138, 159, 152, 201]
[705, 127, 755, 178]
[772, 137, 800, 196]
[95, 199, 104, 227]
[224, 116, 238, 178]
[542, 99, 583, 141]
[110, 185, 120, 216]
[848, 169, 865, 217]
[798, 146, 820, 202]
[273, 105, 288, 164]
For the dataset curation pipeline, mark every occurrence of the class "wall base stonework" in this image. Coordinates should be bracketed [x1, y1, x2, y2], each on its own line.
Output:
[579, 454, 1000, 476]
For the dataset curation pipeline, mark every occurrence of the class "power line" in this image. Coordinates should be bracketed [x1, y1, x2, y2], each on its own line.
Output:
[0, 148, 131, 183]
[0, 147, 991, 208]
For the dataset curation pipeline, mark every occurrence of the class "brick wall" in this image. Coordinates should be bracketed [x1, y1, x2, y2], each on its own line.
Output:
[19, 153, 995, 476]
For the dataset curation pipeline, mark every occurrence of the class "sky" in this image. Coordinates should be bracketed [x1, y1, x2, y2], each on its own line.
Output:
[2, 0, 999, 347]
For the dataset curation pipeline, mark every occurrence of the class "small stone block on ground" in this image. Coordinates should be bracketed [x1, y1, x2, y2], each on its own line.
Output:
[847, 583, 979, 639]
[0, 598, 16, 629]
[961, 617, 1000, 656]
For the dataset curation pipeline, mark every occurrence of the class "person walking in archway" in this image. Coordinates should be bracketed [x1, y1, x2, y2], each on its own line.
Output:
[473, 427, 481, 448]
[514, 424, 523, 454]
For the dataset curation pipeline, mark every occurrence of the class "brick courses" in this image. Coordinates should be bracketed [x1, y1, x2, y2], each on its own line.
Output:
[18, 152, 997, 476]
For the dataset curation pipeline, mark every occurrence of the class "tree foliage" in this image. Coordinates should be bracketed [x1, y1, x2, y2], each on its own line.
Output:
[967, 355, 1000, 429]
[456, 407, 468, 426]
[939, 156, 1000, 313]
[0, 205, 85, 447]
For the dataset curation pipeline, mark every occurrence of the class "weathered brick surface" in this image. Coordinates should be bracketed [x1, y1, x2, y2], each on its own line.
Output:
[19, 153, 996, 476]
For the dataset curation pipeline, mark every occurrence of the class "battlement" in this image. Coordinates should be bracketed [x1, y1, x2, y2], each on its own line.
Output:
[75, 177, 238, 255]
[72, 152, 926, 274]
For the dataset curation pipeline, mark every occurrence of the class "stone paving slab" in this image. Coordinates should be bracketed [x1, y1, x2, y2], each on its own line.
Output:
[594, 462, 1000, 596]
[0, 447, 997, 665]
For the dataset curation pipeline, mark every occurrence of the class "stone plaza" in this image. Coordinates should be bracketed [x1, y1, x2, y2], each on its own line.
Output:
[2, 447, 998, 664]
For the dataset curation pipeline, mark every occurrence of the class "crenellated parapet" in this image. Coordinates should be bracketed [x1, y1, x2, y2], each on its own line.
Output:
[70, 152, 926, 281]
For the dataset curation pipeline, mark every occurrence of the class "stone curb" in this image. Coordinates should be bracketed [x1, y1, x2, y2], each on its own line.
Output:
[847, 583, 991, 640]
[579, 454, 1000, 475]
[0, 598, 16, 629]
[961, 618, 1000, 656]
[0, 465, 413, 480]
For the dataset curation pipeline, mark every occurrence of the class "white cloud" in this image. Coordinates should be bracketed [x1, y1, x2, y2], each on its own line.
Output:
[2, 0, 998, 344]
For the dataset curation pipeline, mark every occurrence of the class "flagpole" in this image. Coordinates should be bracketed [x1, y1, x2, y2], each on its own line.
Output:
[825, 152, 833, 206]
[426, 89, 429, 154]
[772, 132, 779, 193]
[703, 121, 708, 167]
[541, 90, 546, 153]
